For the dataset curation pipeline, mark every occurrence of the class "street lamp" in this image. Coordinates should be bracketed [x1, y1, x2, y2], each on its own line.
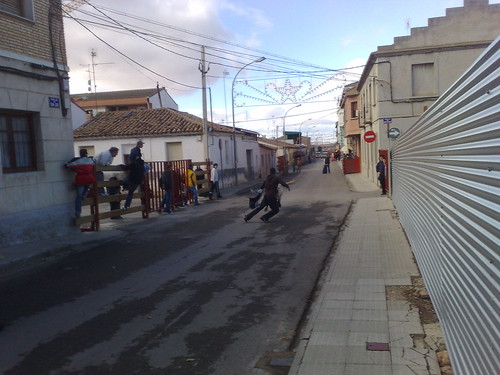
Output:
[306, 125, 317, 137]
[282, 104, 301, 171]
[299, 118, 312, 145]
[231, 56, 266, 185]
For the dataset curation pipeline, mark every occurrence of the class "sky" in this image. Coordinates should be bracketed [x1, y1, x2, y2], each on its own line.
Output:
[62, 0, 497, 142]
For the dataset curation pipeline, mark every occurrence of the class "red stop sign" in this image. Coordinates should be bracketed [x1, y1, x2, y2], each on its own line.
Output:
[364, 131, 376, 143]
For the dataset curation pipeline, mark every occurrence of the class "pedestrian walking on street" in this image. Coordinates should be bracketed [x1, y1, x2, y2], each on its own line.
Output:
[376, 155, 387, 195]
[209, 163, 222, 199]
[324, 153, 331, 173]
[186, 164, 200, 206]
[244, 168, 290, 223]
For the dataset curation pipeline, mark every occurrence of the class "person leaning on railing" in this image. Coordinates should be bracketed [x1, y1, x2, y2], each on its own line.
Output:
[65, 149, 95, 219]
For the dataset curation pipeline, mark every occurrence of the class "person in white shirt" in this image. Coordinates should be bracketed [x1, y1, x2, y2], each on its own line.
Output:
[209, 163, 222, 199]
[95, 147, 119, 196]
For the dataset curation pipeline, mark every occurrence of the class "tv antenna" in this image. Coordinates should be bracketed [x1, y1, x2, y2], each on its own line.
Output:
[88, 48, 114, 114]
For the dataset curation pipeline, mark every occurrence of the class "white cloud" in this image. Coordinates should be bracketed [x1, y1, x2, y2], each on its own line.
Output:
[64, 0, 261, 95]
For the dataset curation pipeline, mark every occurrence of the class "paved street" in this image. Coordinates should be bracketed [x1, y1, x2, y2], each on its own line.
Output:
[0, 162, 373, 375]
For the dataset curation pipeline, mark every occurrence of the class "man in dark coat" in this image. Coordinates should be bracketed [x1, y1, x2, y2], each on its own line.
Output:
[121, 159, 145, 210]
[244, 168, 290, 223]
[160, 163, 173, 213]
[129, 140, 144, 164]
[376, 155, 387, 195]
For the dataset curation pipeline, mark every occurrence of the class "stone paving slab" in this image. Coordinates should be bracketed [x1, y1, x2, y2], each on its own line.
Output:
[289, 197, 440, 375]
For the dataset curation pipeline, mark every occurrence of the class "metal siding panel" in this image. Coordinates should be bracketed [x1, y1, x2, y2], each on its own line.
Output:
[391, 37, 500, 375]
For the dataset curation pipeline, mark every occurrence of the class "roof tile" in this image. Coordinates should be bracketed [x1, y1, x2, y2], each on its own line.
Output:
[73, 108, 240, 139]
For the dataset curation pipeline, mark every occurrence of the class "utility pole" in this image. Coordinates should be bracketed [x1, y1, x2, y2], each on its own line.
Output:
[199, 46, 210, 161]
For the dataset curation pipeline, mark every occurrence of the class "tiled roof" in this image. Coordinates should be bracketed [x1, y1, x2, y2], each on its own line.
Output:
[73, 108, 240, 139]
[71, 88, 161, 101]
[258, 137, 301, 149]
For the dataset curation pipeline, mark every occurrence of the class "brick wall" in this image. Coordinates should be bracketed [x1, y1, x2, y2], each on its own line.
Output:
[0, 0, 67, 65]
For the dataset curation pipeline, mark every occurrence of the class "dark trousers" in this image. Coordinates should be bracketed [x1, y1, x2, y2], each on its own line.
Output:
[378, 175, 386, 194]
[245, 195, 280, 221]
[161, 189, 172, 211]
[210, 181, 221, 197]
[97, 171, 105, 194]
[124, 182, 139, 208]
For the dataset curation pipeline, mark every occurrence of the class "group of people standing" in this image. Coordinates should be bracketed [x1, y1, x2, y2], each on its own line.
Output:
[66, 141, 145, 219]
[66, 141, 226, 219]
[67, 144, 384, 223]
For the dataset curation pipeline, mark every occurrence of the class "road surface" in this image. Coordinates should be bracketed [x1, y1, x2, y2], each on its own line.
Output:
[0, 162, 369, 375]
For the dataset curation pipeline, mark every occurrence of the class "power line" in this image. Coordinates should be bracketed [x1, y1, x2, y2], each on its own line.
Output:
[232, 107, 339, 125]
[66, 2, 365, 78]
[63, 9, 203, 90]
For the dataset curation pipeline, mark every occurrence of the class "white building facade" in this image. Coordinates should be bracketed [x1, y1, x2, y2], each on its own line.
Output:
[73, 108, 262, 187]
[0, 0, 76, 248]
[357, 0, 500, 184]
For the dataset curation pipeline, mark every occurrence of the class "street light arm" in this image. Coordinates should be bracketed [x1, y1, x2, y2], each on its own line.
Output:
[231, 56, 266, 185]
[299, 118, 312, 145]
[231, 57, 266, 130]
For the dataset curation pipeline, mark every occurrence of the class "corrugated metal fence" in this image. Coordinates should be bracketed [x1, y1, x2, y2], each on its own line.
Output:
[391, 38, 499, 375]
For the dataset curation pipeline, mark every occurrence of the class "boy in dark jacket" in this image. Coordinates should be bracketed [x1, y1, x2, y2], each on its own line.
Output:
[244, 168, 290, 223]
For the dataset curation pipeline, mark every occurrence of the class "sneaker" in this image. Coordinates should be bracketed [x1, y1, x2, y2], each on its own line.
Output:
[260, 217, 269, 223]
[244, 216, 249, 223]
[122, 206, 128, 211]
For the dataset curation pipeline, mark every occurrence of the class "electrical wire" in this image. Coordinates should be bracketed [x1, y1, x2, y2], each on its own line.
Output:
[63, 9, 203, 89]
[66, 2, 365, 79]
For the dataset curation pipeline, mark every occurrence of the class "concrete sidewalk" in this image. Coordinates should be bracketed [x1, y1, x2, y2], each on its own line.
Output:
[289, 172, 443, 375]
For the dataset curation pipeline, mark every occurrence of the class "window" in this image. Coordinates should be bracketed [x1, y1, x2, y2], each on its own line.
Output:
[412, 63, 436, 96]
[351, 101, 358, 118]
[0, 0, 34, 21]
[0, 112, 37, 173]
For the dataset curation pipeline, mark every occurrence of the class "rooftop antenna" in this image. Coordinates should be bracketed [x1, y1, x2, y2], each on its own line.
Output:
[406, 18, 411, 35]
[89, 48, 113, 115]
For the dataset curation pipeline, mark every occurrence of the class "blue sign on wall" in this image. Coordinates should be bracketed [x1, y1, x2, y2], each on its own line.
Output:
[49, 97, 60, 108]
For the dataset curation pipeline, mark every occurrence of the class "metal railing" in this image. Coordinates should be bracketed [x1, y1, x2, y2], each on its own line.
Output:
[391, 38, 499, 375]
[75, 159, 212, 230]
[75, 165, 149, 231]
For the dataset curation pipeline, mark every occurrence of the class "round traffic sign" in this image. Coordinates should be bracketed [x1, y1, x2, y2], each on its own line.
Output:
[364, 131, 376, 143]
[388, 127, 401, 139]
